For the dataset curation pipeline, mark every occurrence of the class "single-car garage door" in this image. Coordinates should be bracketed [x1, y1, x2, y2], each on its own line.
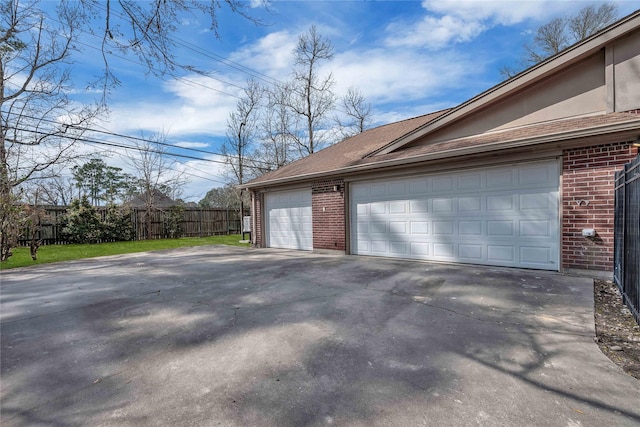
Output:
[351, 160, 559, 270]
[266, 189, 313, 250]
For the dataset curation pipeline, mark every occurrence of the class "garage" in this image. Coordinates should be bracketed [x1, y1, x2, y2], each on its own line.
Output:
[265, 189, 313, 250]
[350, 160, 560, 270]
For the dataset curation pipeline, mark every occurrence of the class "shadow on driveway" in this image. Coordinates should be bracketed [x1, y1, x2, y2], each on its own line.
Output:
[1, 246, 639, 426]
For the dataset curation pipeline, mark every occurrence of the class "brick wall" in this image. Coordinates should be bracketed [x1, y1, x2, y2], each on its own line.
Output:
[312, 179, 346, 251]
[251, 191, 263, 247]
[562, 141, 638, 271]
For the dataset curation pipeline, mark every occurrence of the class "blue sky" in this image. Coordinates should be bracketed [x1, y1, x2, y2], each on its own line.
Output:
[62, 0, 639, 202]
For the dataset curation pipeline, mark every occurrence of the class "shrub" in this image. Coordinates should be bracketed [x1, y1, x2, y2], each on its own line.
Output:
[164, 205, 183, 239]
[61, 197, 103, 243]
[103, 204, 134, 241]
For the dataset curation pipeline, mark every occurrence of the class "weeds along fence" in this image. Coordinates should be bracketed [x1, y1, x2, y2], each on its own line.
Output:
[18, 206, 249, 245]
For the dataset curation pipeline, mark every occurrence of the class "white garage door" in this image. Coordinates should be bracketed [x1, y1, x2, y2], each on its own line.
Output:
[351, 160, 559, 270]
[266, 189, 313, 250]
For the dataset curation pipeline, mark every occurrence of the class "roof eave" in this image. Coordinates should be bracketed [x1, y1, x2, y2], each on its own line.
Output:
[244, 119, 640, 190]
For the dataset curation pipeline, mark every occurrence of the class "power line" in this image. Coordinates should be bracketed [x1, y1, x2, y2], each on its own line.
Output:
[38, 12, 246, 99]
[3, 110, 220, 154]
[3, 109, 277, 166]
[8, 125, 228, 164]
[72, 38, 244, 100]
[9, 125, 233, 193]
[64, 4, 282, 92]
[171, 37, 282, 87]
[167, 165, 228, 185]
[39, 7, 367, 122]
[88, 1, 283, 86]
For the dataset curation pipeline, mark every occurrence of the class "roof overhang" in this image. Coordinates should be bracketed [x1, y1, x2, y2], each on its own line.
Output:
[245, 119, 640, 191]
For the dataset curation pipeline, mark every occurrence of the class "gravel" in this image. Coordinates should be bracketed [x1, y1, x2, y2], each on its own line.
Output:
[594, 279, 640, 379]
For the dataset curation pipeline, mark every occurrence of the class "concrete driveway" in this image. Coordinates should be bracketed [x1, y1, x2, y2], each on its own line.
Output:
[1, 246, 639, 426]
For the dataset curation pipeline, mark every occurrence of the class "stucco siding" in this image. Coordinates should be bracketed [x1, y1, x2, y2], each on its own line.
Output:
[410, 53, 606, 146]
[611, 29, 640, 112]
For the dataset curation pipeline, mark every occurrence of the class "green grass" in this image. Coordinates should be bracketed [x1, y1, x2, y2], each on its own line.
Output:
[0, 235, 250, 270]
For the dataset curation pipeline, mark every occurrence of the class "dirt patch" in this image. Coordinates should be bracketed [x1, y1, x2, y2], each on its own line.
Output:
[593, 279, 640, 380]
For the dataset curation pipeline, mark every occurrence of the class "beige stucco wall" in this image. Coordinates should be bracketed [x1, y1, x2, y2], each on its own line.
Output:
[608, 29, 640, 112]
[415, 53, 606, 145]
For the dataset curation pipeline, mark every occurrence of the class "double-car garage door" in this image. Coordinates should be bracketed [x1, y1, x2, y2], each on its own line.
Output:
[351, 160, 560, 270]
[265, 160, 560, 270]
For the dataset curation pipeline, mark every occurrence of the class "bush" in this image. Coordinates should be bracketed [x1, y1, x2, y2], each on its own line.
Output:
[164, 205, 183, 239]
[61, 197, 103, 243]
[103, 204, 134, 241]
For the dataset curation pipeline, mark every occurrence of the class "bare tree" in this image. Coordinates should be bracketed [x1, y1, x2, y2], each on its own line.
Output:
[222, 79, 262, 220]
[283, 25, 336, 156]
[0, 1, 103, 260]
[125, 132, 188, 239]
[223, 80, 263, 187]
[84, 0, 262, 93]
[335, 86, 372, 138]
[253, 84, 296, 174]
[501, 3, 618, 79]
[525, 17, 569, 64]
[24, 188, 45, 260]
[569, 4, 618, 40]
[0, 0, 258, 260]
[224, 28, 370, 182]
[34, 170, 77, 206]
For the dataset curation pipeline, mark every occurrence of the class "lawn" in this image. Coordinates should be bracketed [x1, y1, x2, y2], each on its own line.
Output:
[0, 235, 250, 270]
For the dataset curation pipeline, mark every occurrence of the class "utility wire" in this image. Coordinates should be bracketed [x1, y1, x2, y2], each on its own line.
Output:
[8, 125, 228, 164]
[38, 12, 246, 99]
[3, 109, 278, 166]
[39, 7, 369, 122]
[73, 38, 244, 99]
[87, 1, 283, 87]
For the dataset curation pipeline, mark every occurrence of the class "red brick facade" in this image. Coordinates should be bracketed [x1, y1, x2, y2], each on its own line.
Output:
[250, 180, 346, 251]
[562, 141, 638, 271]
[252, 142, 638, 271]
[252, 192, 263, 247]
[312, 179, 346, 251]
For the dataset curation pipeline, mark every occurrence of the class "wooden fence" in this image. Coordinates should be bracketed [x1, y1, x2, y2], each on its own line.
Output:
[18, 206, 249, 245]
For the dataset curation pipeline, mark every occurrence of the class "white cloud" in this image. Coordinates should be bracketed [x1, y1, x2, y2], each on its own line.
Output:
[422, 0, 572, 25]
[174, 141, 211, 149]
[385, 14, 485, 49]
[105, 75, 240, 137]
[327, 48, 477, 105]
[229, 30, 297, 81]
[385, 0, 577, 49]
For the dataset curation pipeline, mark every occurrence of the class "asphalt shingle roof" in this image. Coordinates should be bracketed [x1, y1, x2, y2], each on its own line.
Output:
[356, 112, 640, 165]
[246, 110, 448, 186]
[245, 111, 640, 188]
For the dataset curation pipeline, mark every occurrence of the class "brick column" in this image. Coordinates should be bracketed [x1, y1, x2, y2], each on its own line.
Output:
[562, 142, 638, 271]
[251, 190, 263, 247]
[312, 179, 346, 251]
